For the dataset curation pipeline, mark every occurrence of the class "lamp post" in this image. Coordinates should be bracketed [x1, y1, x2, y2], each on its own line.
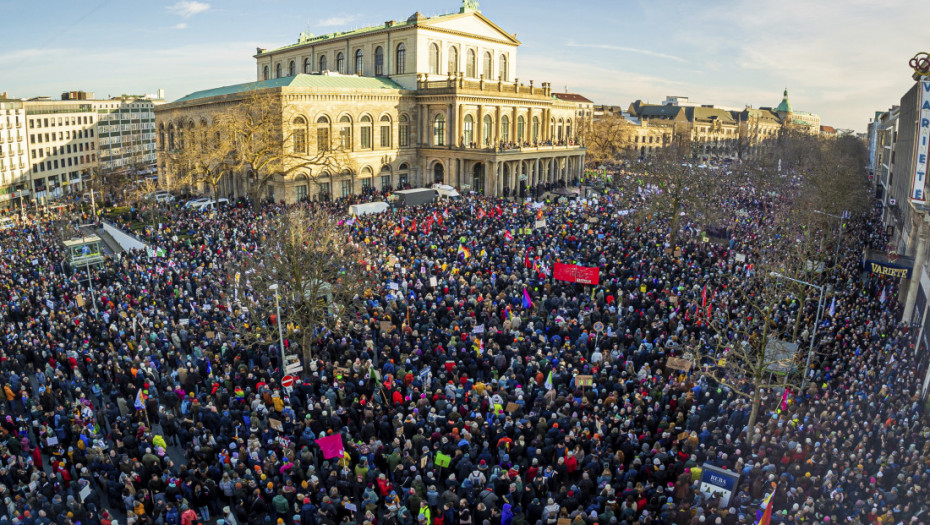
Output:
[770, 272, 825, 389]
[269, 283, 286, 371]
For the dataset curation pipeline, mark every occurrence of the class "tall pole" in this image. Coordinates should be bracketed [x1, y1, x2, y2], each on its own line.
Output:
[272, 285, 286, 370]
[803, 285, 825, 390]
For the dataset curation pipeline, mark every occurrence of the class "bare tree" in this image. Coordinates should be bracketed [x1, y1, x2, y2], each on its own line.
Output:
[585, 113, 637, 164]
[230, 206, 374, 369]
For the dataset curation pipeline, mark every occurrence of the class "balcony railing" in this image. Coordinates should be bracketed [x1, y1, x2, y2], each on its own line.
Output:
[416, 75, 554, 97]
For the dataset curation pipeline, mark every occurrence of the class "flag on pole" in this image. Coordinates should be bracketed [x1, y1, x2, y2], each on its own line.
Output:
[880, 286, 887, 304]
[545, 371, 553, 390]
[828, 296, 836, 317]
[756, 488, 775, 525]
[458, 245, 471, 259]
[134, 389, 147, 410]
[522, 287, 533, 309]
[315, 433, 345, 459]
[504, 230, 513, 242]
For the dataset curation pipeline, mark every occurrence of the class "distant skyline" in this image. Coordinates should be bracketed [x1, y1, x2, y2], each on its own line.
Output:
[2, 0, 928, 131]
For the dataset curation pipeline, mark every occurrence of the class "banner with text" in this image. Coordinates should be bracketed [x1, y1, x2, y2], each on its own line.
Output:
[866, 259, 913, 279]
[911, 80, 930, 203]
[553, 263, 601, 285]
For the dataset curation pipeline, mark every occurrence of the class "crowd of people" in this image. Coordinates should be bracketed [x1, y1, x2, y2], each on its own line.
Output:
[0, 172, 926, 525]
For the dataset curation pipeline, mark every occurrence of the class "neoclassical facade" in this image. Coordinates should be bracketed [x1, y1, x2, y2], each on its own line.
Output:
[155, 1, 587, 202]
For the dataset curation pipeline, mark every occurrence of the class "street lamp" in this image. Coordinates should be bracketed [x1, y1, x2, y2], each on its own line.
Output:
[269, 283, 286, 371]
[770, 271, 825, 389]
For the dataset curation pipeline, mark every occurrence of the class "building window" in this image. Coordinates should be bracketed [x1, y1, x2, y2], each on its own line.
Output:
[319, 55, 328, 72]
[483, 51, 492, 79]
[263, 66, 269, 80]
[341, 179, 352, 197]
[399, 115, 409, 147]
[433, 114, 445, 146]
[395, 43, 406, 74]
[429, 44, 439, 75]
[380, 115, 391, 148]
[336, 52, 345, 74]
[499, 54, 508, 81]
[399, 163, 408, 187]
[501, 115, 510, 143]
[296, 184, 308, 201]
[319, 182, 331, 200]
[466, 49, 476, 78]
[293, 117, 307, 153]
[304, 58, 312, 74]
[482, 115, 492, 146]
[288, 60, 296, 76]
[448, 46, 458, 75]
[339, 115, 352, 149]
[463, 115, 474, 146]
[517, 116, 525, 143]
[275, 63, 282, 78]
[316, 116, 330, 151]
[361, 177, 372, 190]
[355, 49, 364, 75]
[360, 115, 372, 149]
[374, 47, 384, 76]
[381, 174, 391, 191]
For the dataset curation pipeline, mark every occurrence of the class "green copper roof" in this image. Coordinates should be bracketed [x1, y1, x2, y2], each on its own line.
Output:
[173, 74, 405, 103]
[775, 88, 792, 114]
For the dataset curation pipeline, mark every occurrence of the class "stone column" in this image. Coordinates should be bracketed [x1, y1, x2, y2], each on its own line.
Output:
[477, 105, 484, 147]
[511, 107, 517, 144]
[527, 107, 533, 143]
[449, 103, 456, 149]
[457, 105, 464, 147]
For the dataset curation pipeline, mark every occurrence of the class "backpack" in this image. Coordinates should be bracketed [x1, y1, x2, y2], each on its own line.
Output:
[166, 507, 180, 525]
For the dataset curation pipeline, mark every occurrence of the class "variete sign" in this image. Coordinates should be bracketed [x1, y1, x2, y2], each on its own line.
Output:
[867, 260, 912, 279]
[553, 262, 601, 285]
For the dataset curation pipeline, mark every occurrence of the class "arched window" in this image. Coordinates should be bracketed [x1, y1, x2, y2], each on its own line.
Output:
[288, 60, 295, 76]
[517, 116, 525, 143]
[275, 63, 282, 78]
[466, 49, 476, 78]
[319, 55, 328, 72]
[482, 115, 492, 146]
[532, 116, 539, 142]
[379, 115, 391, 148]
[395, 43, 406, 75]
[399, 115, 410, 147]
[433, 114, 445, 146]
[380, 165, 392, 191]
[354, 49, 364, 75]
[567, 120, 572, 141]
[398, 162, 409, 187]
[499, 54, 508, 81]
[292, 117, 307, 153]
[429, 43, 439, 75]
[316, 116, 330, 151]
[463, 115, 474, 146]
[500, 115, 510, 143]
[304, 58, 312, 74]
[338, 115, 352, 149]
[557, 118, 563, 142]
[448, 46, 458, 75]
[336, 52, 345, 74]
[374, 47, 384, 76]
[360, 115, 372, 149]
[262, 66, 269, 80]
[483, 51, 492, 79]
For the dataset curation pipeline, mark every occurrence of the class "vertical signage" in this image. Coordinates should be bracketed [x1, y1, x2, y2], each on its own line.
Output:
[912, 81, 930, 202]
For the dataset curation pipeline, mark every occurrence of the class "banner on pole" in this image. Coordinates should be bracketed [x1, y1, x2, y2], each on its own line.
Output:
[553, 263, 600, 285]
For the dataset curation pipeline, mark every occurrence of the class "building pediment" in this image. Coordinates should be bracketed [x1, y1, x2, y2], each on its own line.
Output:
[420, 12, 520, 45]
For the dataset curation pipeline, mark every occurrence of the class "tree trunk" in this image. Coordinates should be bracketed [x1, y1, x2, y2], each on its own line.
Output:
[746, 384, 762, 444]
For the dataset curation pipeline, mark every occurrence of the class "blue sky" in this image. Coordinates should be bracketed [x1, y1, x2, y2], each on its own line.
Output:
[2, 0, 928, 131]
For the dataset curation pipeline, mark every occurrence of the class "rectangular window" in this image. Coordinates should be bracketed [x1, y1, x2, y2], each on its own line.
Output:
[296, 184, 308, 201]
[341, 180, 352, 197]
[293, 129, 307, 153]
[381, 175, 391, 191]
[361, 127, 371, 149]
[361, 178, 372, 190]
[319, 182, 330, 199]
[380, 125, 391, 148]
[399, 123, 409, 148]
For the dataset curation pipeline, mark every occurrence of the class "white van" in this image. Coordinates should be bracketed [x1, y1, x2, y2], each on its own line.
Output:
[348, 202, 390, 216]
[432, 184, 461, 201]
[194, 198, 229, 212]
[0, 217, 15, 230]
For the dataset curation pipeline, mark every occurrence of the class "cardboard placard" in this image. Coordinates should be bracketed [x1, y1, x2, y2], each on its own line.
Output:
[666, 357, 694, 372]
[76, 295, 85, 307]
[734, 253, 746, 263]
[269, 418, 283, 432]
[575, 375, 594, 387]
[669, 296, 679, 305]
[505, 402, 519, 413]
[379, 320, 393, 332]
[206, 331, 215, 339]
[558, 519, 572, 525]
[673, 249, 682, 258]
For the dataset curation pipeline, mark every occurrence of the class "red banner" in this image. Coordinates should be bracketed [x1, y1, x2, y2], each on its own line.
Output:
[553, 263, 600, 285]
